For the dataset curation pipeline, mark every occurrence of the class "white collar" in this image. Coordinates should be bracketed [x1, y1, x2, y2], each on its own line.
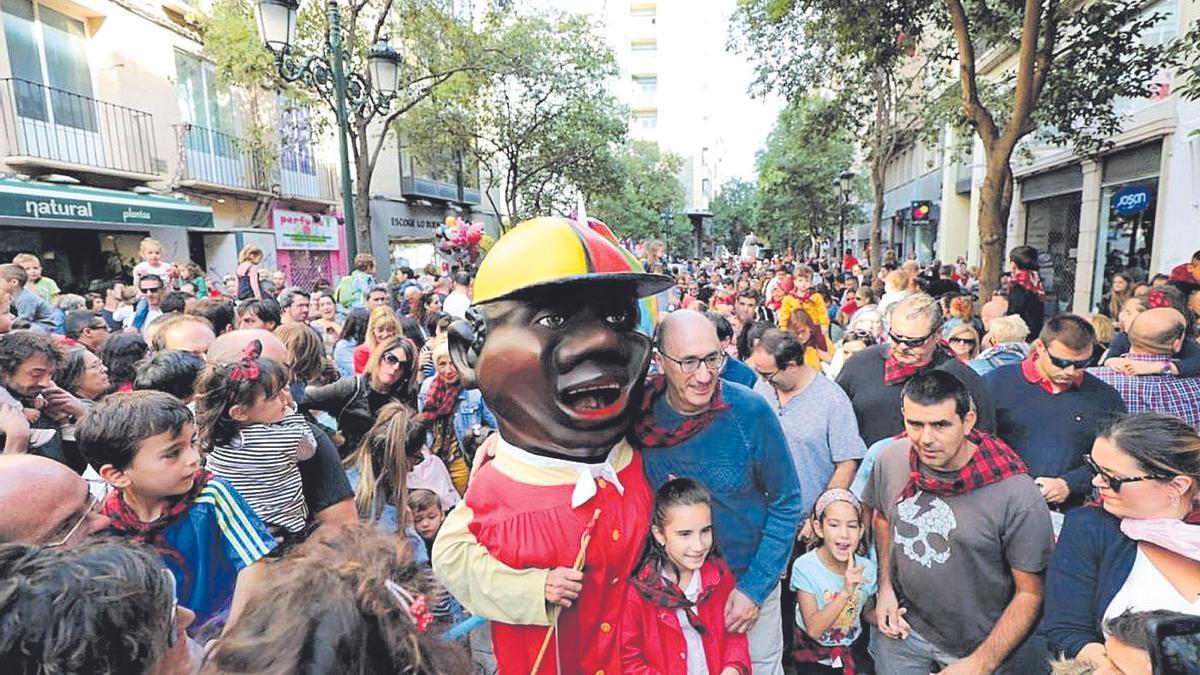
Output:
[496, 437, 625, 508]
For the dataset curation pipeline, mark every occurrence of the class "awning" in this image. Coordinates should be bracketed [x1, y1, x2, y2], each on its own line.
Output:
[0, 179, 213, 229]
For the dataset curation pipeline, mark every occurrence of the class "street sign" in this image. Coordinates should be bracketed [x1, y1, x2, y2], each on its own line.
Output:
[1111, 184, 1153, 217]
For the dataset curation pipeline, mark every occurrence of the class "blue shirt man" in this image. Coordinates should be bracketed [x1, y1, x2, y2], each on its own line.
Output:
[636, 310, 802, 675]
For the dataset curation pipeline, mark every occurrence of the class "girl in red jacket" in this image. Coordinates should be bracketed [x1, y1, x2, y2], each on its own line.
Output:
[621, 477, 751, 675]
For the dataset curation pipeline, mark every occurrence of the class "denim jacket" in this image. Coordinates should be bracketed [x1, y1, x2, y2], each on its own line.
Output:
[417, 376, 498, 449]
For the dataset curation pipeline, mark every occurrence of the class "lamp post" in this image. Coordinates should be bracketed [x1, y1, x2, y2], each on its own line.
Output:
[837, 169, 855, 268]
[253, 0, 403, 259]
[660, 209, 674, 256]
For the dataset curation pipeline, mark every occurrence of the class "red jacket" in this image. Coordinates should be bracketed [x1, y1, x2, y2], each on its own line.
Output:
[620, 559, 751, 675]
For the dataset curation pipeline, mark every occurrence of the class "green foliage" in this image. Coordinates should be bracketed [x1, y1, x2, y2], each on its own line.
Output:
[586, 141, 685, 245]
[709, 178, 761, 253]
[754, 96, 858, 252]
[411, 9, 627, 223]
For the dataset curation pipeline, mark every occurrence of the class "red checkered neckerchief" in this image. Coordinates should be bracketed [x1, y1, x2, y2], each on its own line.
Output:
[1007, 269, 1046, 301]
[629, 561, 722, 635]
[883, 342, 955, 386]
[631, 374, 730, 448]
[896, 429, 1027, 503]
[1020, 353, 1081, 394]
[421, 374, 462, 421]
[102, 469, 212, 575]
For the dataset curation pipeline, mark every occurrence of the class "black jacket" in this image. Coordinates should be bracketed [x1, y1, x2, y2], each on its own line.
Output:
[302, 375, 406, 456]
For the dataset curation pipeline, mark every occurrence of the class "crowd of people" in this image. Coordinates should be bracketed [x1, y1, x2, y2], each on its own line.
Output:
[0, 222, 1197, 675]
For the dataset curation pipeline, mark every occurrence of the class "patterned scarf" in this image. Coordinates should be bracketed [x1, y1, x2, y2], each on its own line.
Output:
[896, 429, 1027, 503]
[102, 469, 212, 573]
[1008, 269, 1046, 301]
[883, 342, 956, 386]
[631, 374, 731, 448]
[791, 626, 857, 675]
[423, 375, 463, 464]
[629, 562, 721, 635]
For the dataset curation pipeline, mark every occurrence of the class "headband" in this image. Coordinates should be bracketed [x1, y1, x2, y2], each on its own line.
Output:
[813, 488, 861, 519]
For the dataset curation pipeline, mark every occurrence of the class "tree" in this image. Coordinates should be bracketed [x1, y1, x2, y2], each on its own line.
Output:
[733, 0, 1172, 299]
[586, 141, 685, 246]
[412, 10, 628, 226]
[202, 0, 486, 247]
[754, 96, 858, 257]
[709, 178, 760, 254]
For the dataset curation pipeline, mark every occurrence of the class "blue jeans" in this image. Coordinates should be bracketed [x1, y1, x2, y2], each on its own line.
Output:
[869, 624, 1048, 675]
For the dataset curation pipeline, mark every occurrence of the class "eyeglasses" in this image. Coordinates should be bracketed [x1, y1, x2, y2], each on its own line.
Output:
[658, 349, 727, 374]
[755, 367, 782, 385]
[160, 568, 179, 648]
[888, 328, 937, 348]
[1083, 454, 1175, 493]
[45, 480, 108, 548]
[381, 351, 408, 367]
[1046, 352, 1091, 370]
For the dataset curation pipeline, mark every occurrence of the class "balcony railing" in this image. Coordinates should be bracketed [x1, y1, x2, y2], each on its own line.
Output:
[177, 124, 271, 192]
[0, 78, 158, 176]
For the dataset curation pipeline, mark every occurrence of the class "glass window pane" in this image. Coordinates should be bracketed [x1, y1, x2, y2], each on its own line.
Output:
[40, 5, 95, 131]
[2, 0, 46, 121]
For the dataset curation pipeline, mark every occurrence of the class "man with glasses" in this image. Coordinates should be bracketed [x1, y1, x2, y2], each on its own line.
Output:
[836, 292, 995, 446]
[65, 310, 111, 353]
[0, 454, 110, 545]
[133, 274, 165, 334]
[637, 309, 802, 675]
[1088, 307, 1200, 427]
[985, 314, 1126, 513]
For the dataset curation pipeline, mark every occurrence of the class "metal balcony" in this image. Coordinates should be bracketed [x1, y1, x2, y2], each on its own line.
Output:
[0, 78, 159, 178]
[176, 124, 272, 194]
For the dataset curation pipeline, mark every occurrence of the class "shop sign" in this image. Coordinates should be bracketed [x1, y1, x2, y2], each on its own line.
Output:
[369, 199, 443, 240]
[0, 179, 213, 228]
[273, 208, 339, 250]
[1111, 184, 1153, 217]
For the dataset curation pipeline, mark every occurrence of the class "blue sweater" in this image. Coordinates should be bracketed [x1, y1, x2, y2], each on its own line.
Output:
[640, 381, 803, 605]
[1042, 506, 1137, 657]
[984, 364, 1126, 503]
[720, 356, 759, 389]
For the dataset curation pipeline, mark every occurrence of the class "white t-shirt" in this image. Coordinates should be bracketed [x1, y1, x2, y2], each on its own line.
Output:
[673, 569, 710, 675]
[1104, 547, 1200, 623]
[443, 290, 471, 319]
[133, 261, 174, 285]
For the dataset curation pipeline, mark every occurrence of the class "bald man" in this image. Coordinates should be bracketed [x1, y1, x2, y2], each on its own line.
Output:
[0, 454, 109, 545]
[1088, 308, 1200, 427]
[639, 310, 802, 674]
[207, 329, 357, 532]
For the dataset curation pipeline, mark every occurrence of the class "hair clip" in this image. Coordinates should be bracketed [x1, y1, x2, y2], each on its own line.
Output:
[384, 579, 433, 633]
[1148, 289, 1170, 309]
[229, 339, 262, 382]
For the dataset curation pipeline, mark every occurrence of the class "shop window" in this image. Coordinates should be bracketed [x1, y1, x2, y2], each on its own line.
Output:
[1093, 178, 1157, 307]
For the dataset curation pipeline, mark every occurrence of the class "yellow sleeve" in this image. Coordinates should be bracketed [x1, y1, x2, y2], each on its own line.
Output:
[809, 296, 830, 327]
[431, 500, 552, 626]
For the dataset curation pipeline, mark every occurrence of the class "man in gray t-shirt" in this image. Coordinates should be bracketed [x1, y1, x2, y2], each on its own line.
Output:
[864, 370, 1053, 675]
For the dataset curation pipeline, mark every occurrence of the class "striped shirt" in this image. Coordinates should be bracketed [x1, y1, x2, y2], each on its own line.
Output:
[205, 412, 317, 534]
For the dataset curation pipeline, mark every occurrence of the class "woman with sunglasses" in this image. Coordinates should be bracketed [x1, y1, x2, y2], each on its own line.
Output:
[302, 336, 418, 458]
[944, 322, 981, 362]
[1044, 413, 1200, 671]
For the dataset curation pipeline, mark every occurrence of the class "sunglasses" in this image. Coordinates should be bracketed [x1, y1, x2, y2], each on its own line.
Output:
[948, 336, 977, 347]
[888, 329, 936, 348]
[1083, 454, 1175, 493]
[140, 286, 162, 293]
[1045, 350, 1091, 370]
[382, 351, 408, 367]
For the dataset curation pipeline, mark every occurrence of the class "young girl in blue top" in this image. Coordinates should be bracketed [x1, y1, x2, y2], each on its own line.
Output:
[791, 488, 878, 674]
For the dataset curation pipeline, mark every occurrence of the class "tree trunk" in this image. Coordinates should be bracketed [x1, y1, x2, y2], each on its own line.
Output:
[975, 150, 1015, 302]
[868, 161, 885, 282]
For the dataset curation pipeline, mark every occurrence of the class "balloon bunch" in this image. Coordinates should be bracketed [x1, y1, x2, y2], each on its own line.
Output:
[434, 217, 492, 264]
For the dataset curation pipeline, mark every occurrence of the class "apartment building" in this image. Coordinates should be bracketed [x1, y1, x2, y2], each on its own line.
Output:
[875, 0, 1198, 316]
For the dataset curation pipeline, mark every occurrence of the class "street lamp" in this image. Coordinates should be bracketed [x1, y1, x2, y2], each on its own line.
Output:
[254, 0, 404, 259]
[837, 169, 855, 267]
[660, 210, 674, 257]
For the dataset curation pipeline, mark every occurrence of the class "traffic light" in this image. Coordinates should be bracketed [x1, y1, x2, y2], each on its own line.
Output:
[911, 201, 933, 222]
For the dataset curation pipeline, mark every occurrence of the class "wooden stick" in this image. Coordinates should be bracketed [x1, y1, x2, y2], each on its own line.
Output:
[529, 508, 601, 675]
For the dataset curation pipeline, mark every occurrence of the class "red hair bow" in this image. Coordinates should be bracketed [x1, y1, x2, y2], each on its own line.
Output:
[1148, 289, 1170, 309]
[229, 339, 262, 382]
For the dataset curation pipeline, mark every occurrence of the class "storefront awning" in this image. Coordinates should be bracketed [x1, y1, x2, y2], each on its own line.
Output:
[0, 179, 213, 229]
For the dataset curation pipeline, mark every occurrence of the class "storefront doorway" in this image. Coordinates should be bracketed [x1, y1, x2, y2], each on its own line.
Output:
[0, 226, 145, 292]
[1025, 192, 1082, 315]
